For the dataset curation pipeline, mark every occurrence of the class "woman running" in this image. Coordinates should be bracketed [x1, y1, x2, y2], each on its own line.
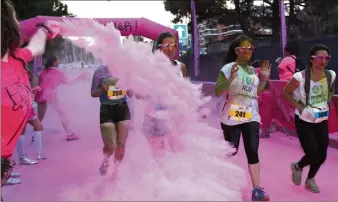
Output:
[283, 44, 336, 193]
[142, 32, 187, 156]
[1, 0, 52, 187]
[91, 65, 133, 176]
[214, 35, 270, 201]
[36, 56, 86, 141]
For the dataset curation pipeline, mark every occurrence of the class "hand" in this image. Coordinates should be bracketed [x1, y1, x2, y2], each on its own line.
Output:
[102, 84, 110, 91]
[103, 78, 119, 85]
[45, 20, 61, 39]
[229, 64, 239, 80]
[260, 60, 271, 80]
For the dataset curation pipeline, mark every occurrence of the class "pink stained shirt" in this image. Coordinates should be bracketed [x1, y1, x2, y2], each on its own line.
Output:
[1, 48, 33, 158]
[278, 55, 296, 81]
[36, 67, 67, 102]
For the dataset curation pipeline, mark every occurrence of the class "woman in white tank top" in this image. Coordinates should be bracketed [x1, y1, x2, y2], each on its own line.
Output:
[142, 32, 186, 157]
[283, 44, 336, 193]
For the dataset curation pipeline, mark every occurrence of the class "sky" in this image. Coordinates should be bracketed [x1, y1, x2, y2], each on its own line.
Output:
[61, 1, 178, 28]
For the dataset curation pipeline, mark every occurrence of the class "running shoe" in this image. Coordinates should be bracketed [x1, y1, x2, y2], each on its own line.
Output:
[19, 155, 38, 165]
[37, 152, 47, 161]
[290, 162, 302, 186]
[66, 133, 79, 141]
[251, 187, 269, 201]
[305, 178, 320, 193]
[99, 159, 109, 176]
[10, 172, 21, 178]
[4, 177, 21, 186]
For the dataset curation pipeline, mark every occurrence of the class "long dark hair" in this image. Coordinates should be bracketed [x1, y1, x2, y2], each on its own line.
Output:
[307, 44, 330, 68]
[1, 0, 32, 75]
[152, 32, 175, 53]
[224, 35, 253, 64]
[45, 55, 58, 69]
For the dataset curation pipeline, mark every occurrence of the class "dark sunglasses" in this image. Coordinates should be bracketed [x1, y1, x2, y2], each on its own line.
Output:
[311, 55, 331, 61]
[159, 43, 178, 49]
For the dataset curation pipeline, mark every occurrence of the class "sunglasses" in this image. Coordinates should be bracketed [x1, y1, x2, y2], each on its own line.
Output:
[159, 43, 178, 49]
[311, 55, 331, 61]
[235, 47, 255, 52]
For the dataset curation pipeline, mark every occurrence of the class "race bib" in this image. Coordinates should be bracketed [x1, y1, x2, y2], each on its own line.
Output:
[107, 86, 126, 100]
[228, 104, 252, 122]
[313, 107, 329, 122]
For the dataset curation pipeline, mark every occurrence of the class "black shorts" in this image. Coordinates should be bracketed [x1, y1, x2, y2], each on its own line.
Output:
[100, 102, 130, 124]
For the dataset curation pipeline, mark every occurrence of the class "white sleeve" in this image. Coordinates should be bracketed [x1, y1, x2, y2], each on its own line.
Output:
[220, 63, 233, 79]
[293, 71, 303, 82]
[329, 70, 336, 86]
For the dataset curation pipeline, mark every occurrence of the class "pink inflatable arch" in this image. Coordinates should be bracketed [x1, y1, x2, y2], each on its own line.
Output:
[19, 16, 179, 58]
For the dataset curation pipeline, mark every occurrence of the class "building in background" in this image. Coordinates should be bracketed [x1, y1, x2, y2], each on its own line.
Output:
[198, 20, 243, 54]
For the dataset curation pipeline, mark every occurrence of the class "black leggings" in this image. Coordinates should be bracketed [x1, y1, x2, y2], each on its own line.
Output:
[221, 122, 260, 164]
[295, 115, 329, 179]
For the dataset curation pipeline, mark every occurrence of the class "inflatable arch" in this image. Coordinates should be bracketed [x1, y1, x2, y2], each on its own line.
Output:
[19, 16, 179, 58]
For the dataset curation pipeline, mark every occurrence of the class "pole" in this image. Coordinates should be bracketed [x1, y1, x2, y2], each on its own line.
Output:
[280, 0, 287, 58]
[191, 0, 200, 77]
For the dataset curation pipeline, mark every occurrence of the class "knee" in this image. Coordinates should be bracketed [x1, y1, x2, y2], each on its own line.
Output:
[247, 150, 259, 164]
[319, 153, 327, 165]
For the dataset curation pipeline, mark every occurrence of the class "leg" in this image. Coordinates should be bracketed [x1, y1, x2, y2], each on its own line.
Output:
[16, 130, 38, 165]
[99, 105, 117, 175]
[27, 118, 46, 160]
[114, 102, 131, 163]
[51, 99, 78, 140]
[241, 122, 269, 201]
[303, 120, 329, 193]
[220, 123, 241, 156]
[37, 102, 47, 121]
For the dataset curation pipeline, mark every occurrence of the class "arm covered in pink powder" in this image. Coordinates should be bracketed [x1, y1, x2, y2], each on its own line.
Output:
[26, 29, 48, 57]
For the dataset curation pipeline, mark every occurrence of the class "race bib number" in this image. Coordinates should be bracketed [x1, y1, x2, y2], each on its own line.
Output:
[228, 104, 252, 122]
[107, 86, 126, 100]
[313, 107, 329, 122]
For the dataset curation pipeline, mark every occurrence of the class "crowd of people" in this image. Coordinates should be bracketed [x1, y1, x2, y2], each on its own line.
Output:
[1, 0, 336, 201]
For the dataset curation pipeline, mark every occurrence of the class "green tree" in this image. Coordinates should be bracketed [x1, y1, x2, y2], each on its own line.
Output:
[163, 0, 228, 32]
[11, 0, 73, 20]
[11, 0, 74, 59]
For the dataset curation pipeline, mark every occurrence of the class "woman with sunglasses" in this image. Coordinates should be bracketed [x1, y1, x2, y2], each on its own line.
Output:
[142, 32, 187, 157]
[283, 44, 336, 193]
[215, 35, 270, 201]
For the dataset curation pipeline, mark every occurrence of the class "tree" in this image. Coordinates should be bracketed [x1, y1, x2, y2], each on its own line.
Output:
[163, 0, 228, 31]
[11, 0, 73, 20]
[11, 0, 74, 59]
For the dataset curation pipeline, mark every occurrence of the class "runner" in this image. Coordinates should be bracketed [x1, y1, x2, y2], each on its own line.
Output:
[283, 44, 336, 193]
[143, 32, 187, 156]
[91, 65, 133, 176]
[1, 0, 52, 187]
[36, 56, 86, 141]
[215, 35, 270, 201]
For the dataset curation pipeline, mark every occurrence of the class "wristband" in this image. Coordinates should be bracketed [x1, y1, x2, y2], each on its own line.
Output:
[36, 23, 56, 40]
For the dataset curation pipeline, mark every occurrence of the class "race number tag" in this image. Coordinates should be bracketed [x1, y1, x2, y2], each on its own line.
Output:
[228, 104, 252, 122]
[313, 107, 329, 122]
[107, 86, 126, 100]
